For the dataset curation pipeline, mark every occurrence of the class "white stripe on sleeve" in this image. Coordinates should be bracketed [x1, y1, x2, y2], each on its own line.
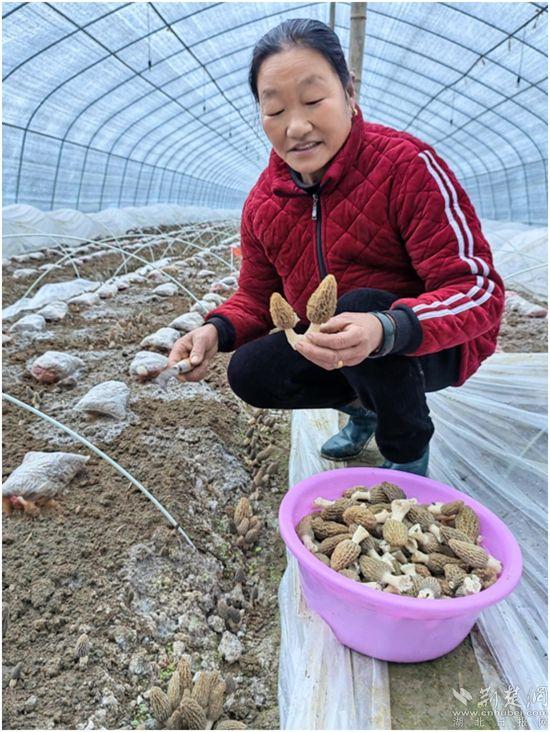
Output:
[410, 151, 493, 320]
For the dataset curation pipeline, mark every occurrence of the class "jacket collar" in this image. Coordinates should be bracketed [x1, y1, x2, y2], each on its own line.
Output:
[269, 103, 365, 197]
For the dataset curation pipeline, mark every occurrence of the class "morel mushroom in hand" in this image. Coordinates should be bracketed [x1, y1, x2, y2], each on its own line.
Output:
[269, 293, 301, 349]
[269, 274, 338, 349]
[304, 274, 337, 336]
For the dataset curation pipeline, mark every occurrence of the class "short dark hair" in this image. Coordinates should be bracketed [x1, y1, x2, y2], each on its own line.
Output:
[248, 18, 351, 103]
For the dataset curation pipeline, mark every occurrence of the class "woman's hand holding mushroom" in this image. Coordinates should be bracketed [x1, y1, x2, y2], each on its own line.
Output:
[295, 312, 384, 370]
[167, 324, 219, 382]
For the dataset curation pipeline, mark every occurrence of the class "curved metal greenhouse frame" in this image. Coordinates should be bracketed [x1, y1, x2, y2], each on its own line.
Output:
[2, 2, 547, 223]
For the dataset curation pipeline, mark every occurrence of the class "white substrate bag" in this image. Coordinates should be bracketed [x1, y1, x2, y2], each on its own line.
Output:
[482, 220, 547, 298]
[505, 291, 547, 318]
[69, 291, 101, 307]
[74, 381, 130, 420]
[147, 269, 171, 283]
[210, 280, 237, 294]
[11, 252, 45, 263]
[12, 268, 37, 279]
[129, 351, 168, 381]
[190, 300, 217, 317]
[2, 451, 89, 499]
[97, 283, 118, 299]
[38, 263, 61, 273]
[37, 301, 68, 322]
[140, 327, 180, 352]
[2, 278, 100, 320]
[279, 353, 546, 730]
[29, 351, 85, 384]
[202, 293, 225, 306]
[152, 283, 178, 297]
[9, 313, 46, 333]
[170, 312, 204, 332]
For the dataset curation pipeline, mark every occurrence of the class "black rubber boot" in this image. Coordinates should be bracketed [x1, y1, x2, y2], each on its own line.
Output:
[320, 403, 378, 462]
[380, 446, 430, 476]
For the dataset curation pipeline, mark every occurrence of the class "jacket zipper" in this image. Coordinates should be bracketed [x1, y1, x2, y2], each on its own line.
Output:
[311, 192, 327, 279]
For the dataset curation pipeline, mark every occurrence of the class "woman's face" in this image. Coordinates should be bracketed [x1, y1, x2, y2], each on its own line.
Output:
[257, 46, 356, 185]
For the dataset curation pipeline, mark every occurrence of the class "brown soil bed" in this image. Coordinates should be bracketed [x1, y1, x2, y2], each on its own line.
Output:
[497, 288, 547, 353]
[2, 228, 289, 730]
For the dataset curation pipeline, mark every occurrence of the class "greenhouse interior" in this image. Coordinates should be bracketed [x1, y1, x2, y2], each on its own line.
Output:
[1, 2, 548, 730]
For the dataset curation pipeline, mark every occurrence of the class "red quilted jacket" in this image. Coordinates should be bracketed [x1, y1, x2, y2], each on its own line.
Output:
[205, 104, 505, 386]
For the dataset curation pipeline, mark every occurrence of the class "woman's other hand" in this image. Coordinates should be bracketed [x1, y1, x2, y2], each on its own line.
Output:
[295, 312, 383, 369]
[167, 324, 219, 382]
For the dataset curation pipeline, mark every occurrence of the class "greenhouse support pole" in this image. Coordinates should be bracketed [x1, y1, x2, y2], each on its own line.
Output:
[349, 2, 367, 103]
[328, 2, 336, 31]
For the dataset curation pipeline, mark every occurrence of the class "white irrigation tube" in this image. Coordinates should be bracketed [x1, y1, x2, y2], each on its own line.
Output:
[162, 237, 234, 271]
[174, 223, 219, 258]
[79, 218, 143, 268]
[191, 222, 239, 264]
[160, 231, 189, 261]
[111, 231, 234, 281]
[125, 225, 156, 263]
[110, 226, 198, 279]
[6, 233, 143, 301]
[169, 231, 211, 258]
[79, 240, 205, 304]
[7, 230, 167, 301]
[162, 220, 237, 253]
[109, 231, 175, 275]
[6, 223, 236, 298]
[160, 223, 212, 260]
[4, 234, 202, 304]
[112, 220, 234, 263]
[2, 392, 196, 550]
[8, 221, 82, 280]
[8, 217, 142, 278]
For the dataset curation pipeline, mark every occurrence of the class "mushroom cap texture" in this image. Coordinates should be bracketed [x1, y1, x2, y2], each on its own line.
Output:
[269, 292, 298, 330]
[306, 274, 337, 324]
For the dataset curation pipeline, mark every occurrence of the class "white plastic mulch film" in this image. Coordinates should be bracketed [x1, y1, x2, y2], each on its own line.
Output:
[482, 220, 548, 298]
[2, 203, 240, 257]
[279, 408, 391, 731]
[429, 354, 548, 728]
[279, 353, 547, 730]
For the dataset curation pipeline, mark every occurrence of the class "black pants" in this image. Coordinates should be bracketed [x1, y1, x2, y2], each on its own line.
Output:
[227, 288, 461, 463]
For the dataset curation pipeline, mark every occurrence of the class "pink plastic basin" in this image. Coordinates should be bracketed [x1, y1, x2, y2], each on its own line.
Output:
[279, 467, 523, 663]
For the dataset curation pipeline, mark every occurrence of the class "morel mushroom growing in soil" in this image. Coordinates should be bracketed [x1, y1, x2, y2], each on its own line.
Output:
[148, 657, 247, 730]
[75, 632, 91, 669]
[295, 482, 503, 599]
[270, 274, 337, 350]
[233, 497, 262, 551]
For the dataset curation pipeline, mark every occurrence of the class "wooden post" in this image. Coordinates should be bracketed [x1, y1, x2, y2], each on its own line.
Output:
[348, 2, 367, 103]
[328, 2, 336, 31]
